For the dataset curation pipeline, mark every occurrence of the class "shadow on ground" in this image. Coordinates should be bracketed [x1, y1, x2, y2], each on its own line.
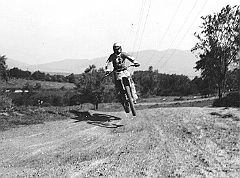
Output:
[69, 110, 123, 128]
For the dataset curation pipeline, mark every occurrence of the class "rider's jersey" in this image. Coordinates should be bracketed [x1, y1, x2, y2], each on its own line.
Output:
[105, 52, 135, 71]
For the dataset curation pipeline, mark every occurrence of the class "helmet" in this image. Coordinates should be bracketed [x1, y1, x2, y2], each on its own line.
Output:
[113, 42, 122, 54]
[113, 42, 122, 49]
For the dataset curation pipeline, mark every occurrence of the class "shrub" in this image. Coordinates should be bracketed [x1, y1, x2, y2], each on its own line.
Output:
[63, 90, 78, 106]
[34, 82, 41, 89]
[213, 92, 240, 107]
[60, 86, 66, 90]
[29, 93, 64, 106]
[51, 95, 63, 106]
[0, 95, 13, 110]
[12, 96, 25, 106]
[12, 91, 65, 107]
[69, 93, 88, 106]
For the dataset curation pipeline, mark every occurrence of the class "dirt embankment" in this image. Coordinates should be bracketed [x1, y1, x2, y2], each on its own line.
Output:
[0, 107, 239, 177]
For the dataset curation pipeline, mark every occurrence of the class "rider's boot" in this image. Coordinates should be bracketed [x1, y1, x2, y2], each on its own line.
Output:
[133, 93, 138, 104]
[130, 80, 138, 104]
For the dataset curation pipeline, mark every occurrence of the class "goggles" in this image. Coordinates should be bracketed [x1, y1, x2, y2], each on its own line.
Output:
[113, 46, 121, 50]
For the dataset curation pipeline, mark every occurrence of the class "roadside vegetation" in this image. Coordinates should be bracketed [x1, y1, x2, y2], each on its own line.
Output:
[0, 63, 238, 110]
[213, 92, 240, 107]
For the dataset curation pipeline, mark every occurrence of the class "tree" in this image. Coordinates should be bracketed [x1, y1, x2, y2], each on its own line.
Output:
[0, 55, 8, 81]
[66, 73, 75, 83]
[9, 67, 31, 79]
[191, 5, 240, 98]
[45, 74, 52, 81]
[225, 68, 240, 92]
[31, 70, 46, 81]
[75, 65, 105, 109]
[133, 69, 192, 96]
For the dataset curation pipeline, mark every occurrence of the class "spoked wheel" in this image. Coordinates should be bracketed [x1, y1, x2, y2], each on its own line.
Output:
[123, 101, 130, 113]
[125, 86, 136, 116]
[119, 91, 130, 113]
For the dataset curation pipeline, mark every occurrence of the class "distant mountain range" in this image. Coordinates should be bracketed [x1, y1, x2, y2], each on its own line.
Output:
[6, 49, 200, 78]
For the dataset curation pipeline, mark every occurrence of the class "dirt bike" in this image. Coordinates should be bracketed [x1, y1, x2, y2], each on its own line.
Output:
[105, 64, 139, 116]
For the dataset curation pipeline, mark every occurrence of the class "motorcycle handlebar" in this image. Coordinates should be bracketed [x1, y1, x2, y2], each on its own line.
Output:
[129, 63, 140, 67]
[105, 64, 140, 77]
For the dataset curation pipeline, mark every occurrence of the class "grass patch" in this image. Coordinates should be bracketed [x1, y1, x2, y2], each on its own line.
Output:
[0, 78, 75, 90]
[213, 92, 240, 107]
[0, 95, 13, 110]
[0, 107, 72, 131]
[0, 97, 216, 131]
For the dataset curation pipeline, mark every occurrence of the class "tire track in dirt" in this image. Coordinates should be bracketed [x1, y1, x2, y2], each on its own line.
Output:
[0, 107, 239, 177]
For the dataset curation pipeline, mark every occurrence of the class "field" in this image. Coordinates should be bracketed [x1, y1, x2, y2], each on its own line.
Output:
[1, 96, 239, 177]
[0, 78, 239, 177]
[0, 97, 215, 131]
[0, 78, 75, 90]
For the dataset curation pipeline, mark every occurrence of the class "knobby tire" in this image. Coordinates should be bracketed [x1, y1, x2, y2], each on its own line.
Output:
[125, 86, 136, 116]
[120, 91, 130, 113]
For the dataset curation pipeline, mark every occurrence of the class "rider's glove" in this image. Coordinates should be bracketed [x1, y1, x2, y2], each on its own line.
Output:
[133, 61, 140, 67]
[105, 71, 111, 76]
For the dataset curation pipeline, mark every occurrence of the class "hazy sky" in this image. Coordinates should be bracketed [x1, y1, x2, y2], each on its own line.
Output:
[0, 0, 239, 65]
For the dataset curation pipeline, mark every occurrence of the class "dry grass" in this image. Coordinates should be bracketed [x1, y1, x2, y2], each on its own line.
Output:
[0, 78, 75, 90]
[0, 97, 215, 131]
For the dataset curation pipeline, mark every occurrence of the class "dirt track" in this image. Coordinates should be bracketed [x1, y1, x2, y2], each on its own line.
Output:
[0, 107, 240, 178]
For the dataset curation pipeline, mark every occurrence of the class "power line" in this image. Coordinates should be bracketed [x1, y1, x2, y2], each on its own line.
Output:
[136, 0, 152, 59]
[144, 0, 183, 66]
[155, 0, 199, 66]
[131, 0, 147, 56]
[160, 0, 208, 69]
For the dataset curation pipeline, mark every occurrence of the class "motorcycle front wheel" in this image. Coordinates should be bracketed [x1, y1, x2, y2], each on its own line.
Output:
[125, 86, 136, 116]
[119, 91, 130, 113]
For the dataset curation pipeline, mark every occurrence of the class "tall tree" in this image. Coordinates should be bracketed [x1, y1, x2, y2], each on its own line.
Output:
[191, 5, 240, 98]
[31, 70, 46, 81]
[9, 67, 31, 79]
[0, 55, 8, 81]
[75, 65, 105, 109]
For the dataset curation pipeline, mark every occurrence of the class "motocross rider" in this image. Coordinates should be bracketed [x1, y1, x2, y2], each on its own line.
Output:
[105, 42, 140, 103]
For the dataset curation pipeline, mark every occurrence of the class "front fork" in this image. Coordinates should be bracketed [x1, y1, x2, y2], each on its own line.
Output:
[119, 77, 133, 100]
